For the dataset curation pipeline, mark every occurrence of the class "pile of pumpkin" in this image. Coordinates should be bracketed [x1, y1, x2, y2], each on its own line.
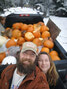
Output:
[0, 21, 61, 64]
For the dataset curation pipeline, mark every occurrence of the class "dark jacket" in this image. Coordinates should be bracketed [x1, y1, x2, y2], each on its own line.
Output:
[0, 65, 49, 89]
[50, 77, 65, 89]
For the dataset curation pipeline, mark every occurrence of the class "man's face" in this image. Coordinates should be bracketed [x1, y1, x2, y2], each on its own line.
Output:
[17, 50, 36, 74]
[20, 50, 36, 65]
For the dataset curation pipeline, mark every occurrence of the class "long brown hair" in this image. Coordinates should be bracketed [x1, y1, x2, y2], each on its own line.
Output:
[37, 52, 59, 86]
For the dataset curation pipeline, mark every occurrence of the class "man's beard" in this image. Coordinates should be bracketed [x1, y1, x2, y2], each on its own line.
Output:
[16, 58, 36, 74]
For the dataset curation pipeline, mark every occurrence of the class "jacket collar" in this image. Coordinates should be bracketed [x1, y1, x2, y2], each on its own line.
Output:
[5, 65, 16, 80]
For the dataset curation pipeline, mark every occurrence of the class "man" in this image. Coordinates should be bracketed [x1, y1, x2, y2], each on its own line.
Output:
[0, 42, 49, 89]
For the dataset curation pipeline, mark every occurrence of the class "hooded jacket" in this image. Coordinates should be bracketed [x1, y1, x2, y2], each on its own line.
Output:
[0, 65, 49, 89]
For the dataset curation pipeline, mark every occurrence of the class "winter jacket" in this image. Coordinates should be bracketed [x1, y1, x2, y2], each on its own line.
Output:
[50, 77, 65, 89]
[0, 65, 49, 89]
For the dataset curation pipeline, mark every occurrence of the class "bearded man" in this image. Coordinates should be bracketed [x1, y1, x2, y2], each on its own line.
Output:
[0, 42, 49, 89]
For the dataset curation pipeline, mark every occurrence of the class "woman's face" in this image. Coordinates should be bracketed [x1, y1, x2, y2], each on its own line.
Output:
[38, 54, 50, 73]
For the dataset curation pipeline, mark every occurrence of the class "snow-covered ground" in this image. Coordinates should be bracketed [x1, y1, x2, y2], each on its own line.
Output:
[44, 16, 67, 52]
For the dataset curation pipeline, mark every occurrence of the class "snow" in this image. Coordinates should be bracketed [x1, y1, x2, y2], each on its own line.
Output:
[45, 16, 67, 52]
[57, 0, 60, 3]
[0, 7, 43, 17]
[56, 7, 66, 11]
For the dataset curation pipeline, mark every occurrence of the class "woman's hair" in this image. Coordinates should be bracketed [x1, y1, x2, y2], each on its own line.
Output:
[37, 52, 59, 86]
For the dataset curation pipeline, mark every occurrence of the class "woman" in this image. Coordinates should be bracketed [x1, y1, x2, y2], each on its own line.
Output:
[37, 52, 65, 89]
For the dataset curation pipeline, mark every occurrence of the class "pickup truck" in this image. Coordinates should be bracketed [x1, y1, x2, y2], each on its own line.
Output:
[0, 14, 67, 88]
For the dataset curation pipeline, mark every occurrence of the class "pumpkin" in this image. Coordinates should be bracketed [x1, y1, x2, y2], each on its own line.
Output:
[37, 22, 44, 26]
[27, 25, 34, 33]
[12, 23, 22, 29]
[28, 24, 33, 26]
[11, 37, 15, 40]
[6, 39, 16, 48]
[43, 40, 54, 49]
[25, 32, 34, 41]
[41, 31, 50, 39]
[41, 47, 50, 53]
[50, 55, 61, 61]
[49, 50, 58, 56]
[49, 37, 53, 42]
[33, 31, 41, 38]
[12, 29, 21, 39]
[21, 24, 28, 31]
[33, 38, 43, 46]
[20, 23, 23, 27]
[17, 37, 25, 46]
[40, 25, 49, 33]
[0, 52, 6, 63]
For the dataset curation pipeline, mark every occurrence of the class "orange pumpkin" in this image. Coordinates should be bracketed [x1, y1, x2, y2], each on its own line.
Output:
[41, 31, 50, 39]
[20, 23, 23, 27]
[41, 47, 50, 53]
[49, 50, 58, 56]
[12, 29, 21, 39]
[6, 39, 16, 48]
[0, 52, 6, 63]
[17, 37, 25, 46]
[12, 23, 21, 29]
[50, 55, 61, 61]
[40, 25, 49, 33]
[37, 22, 44, 26]
[25, 32, 34, 41]
[33, 38, 43, 46]
[33, 31, 41, 38]
[21, 24, 28, 31]
[11, 37, 15, 40]
[49, 37, 53, 42]
[27, 25, 34, 33]
[43, 40, 54, 49]
[28, 24, 33, 27]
